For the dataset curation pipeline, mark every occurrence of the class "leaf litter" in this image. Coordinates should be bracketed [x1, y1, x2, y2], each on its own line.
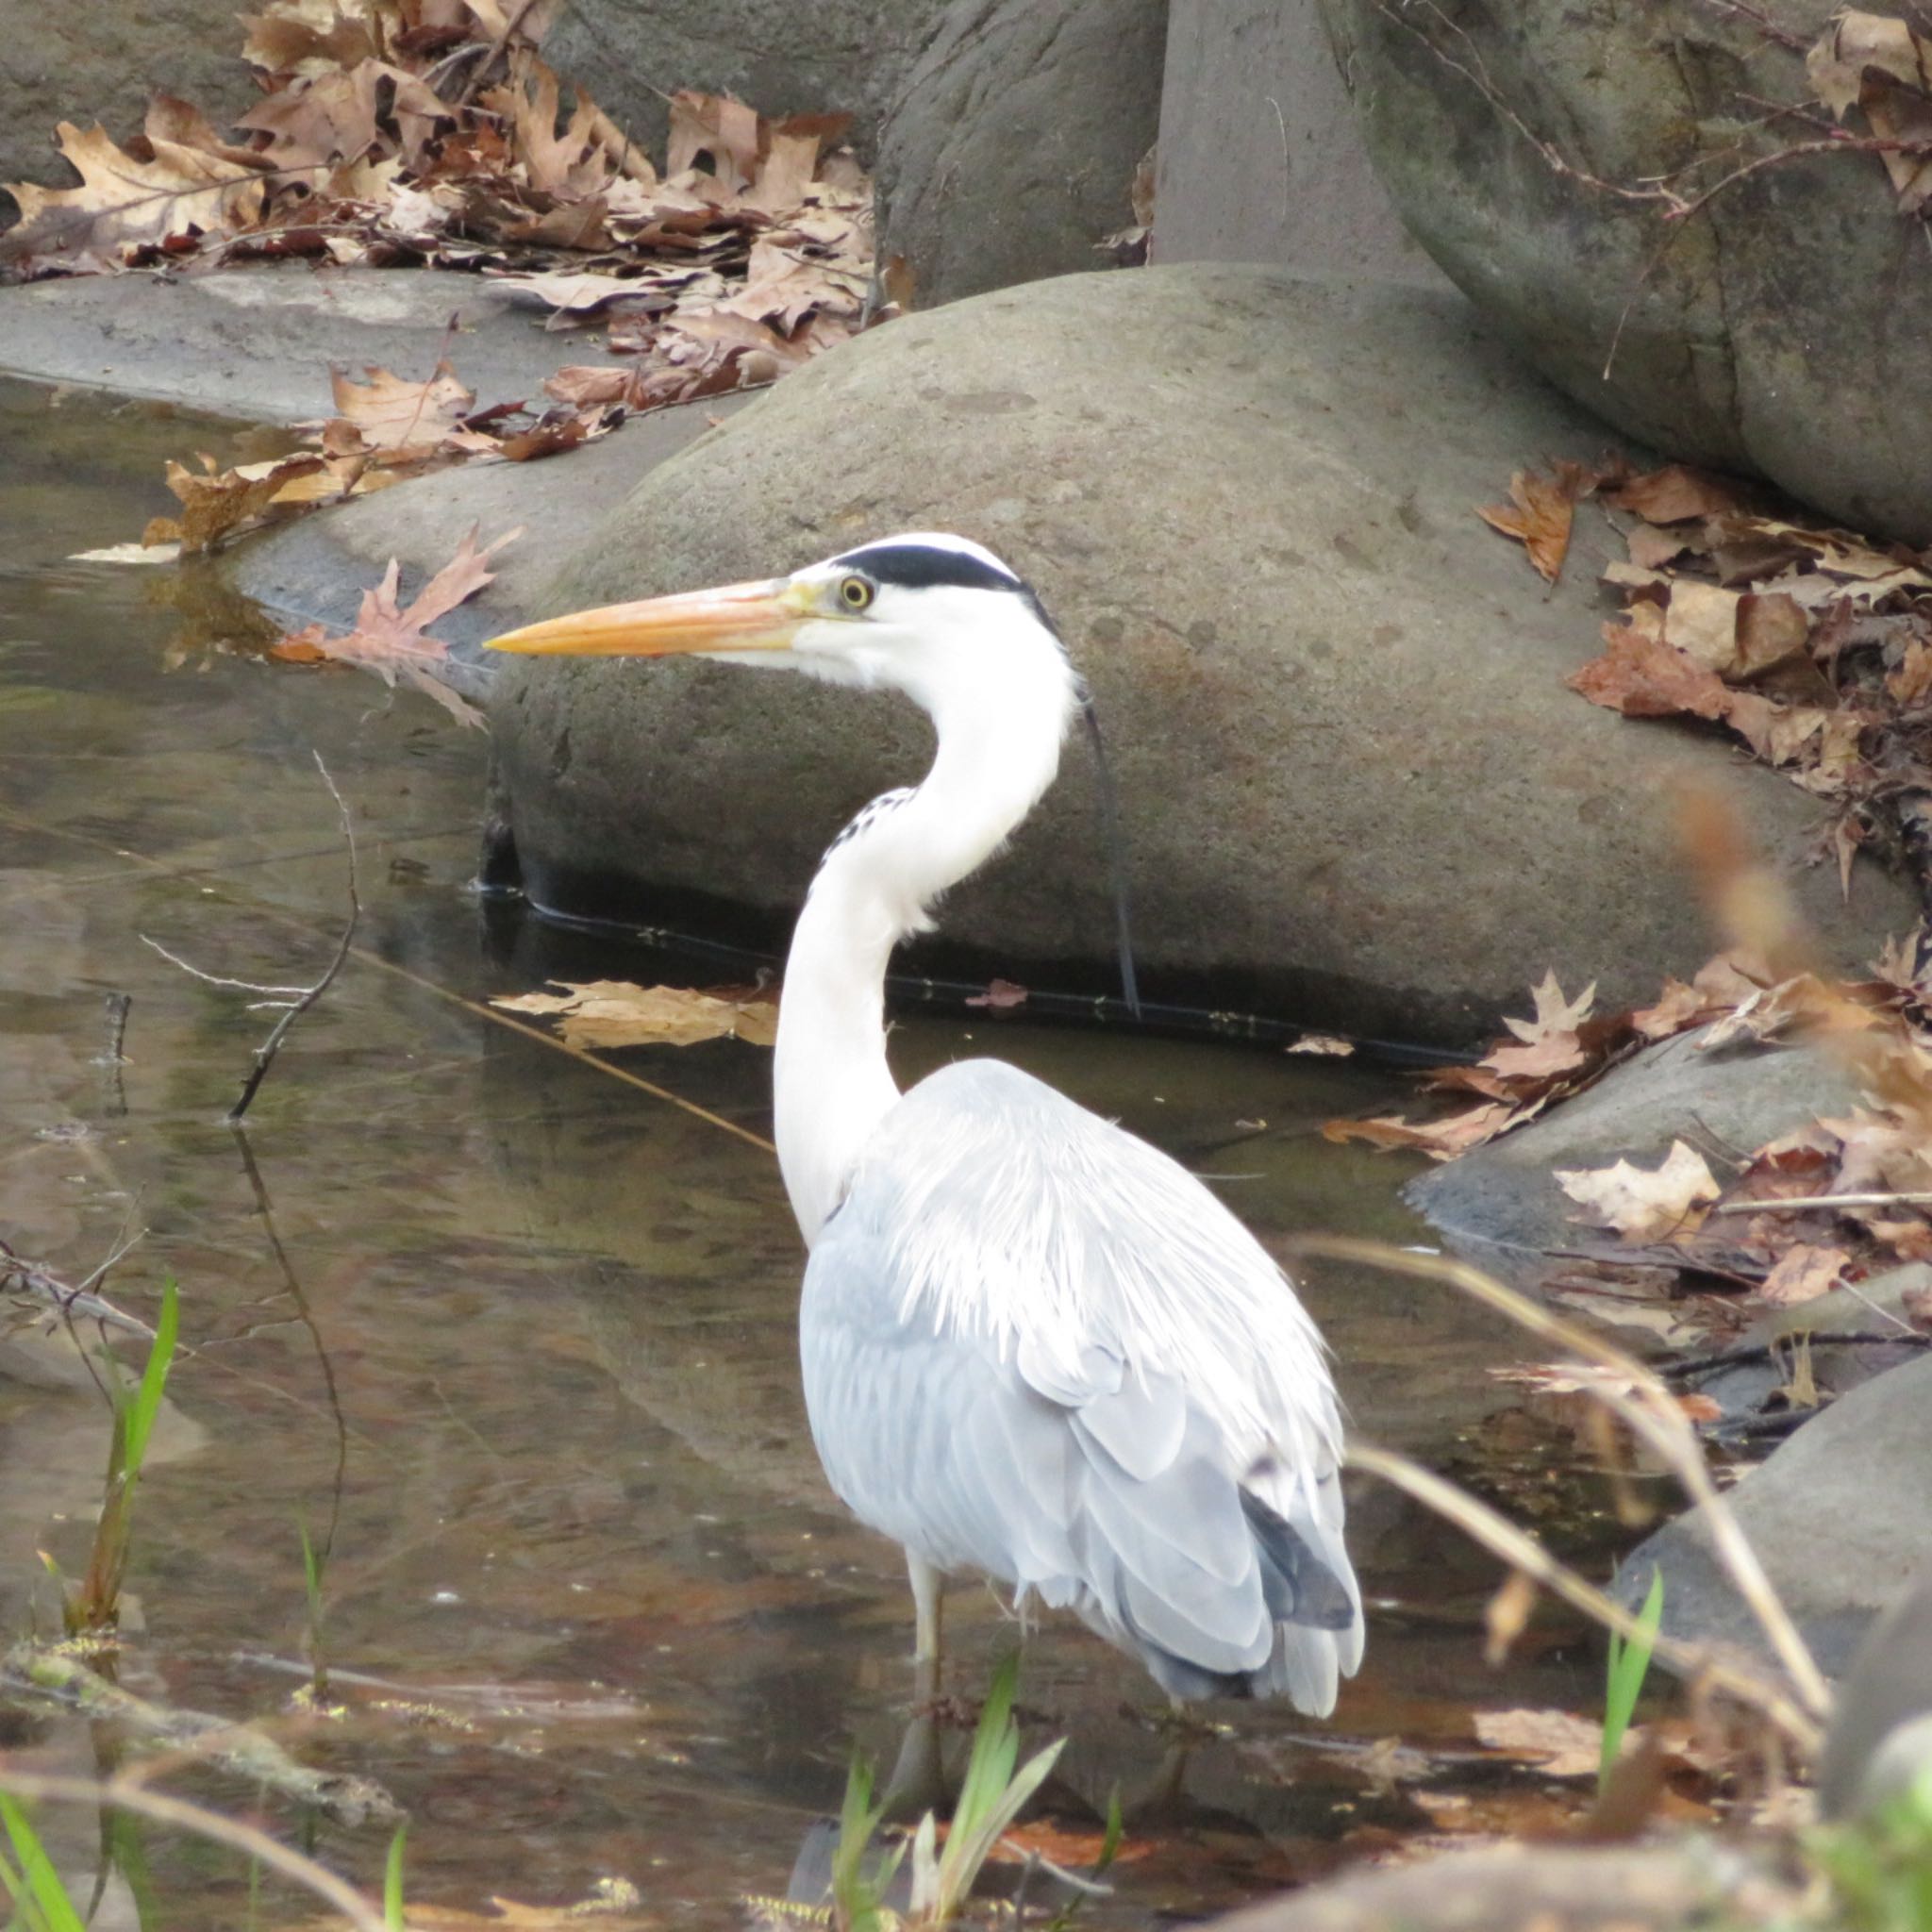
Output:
[4, 2, 884, 583]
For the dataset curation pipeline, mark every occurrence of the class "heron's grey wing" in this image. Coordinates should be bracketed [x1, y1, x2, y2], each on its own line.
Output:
[803, 1195, 1355, 1705]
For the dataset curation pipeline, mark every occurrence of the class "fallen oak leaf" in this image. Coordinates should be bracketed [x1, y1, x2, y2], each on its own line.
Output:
[1602, 463, 1745, 524]
[324, 359, 476, 452]
[1482, 968, 1598, 1080]
[491, 979, 778, 1048]
[1, 101, 268, 266]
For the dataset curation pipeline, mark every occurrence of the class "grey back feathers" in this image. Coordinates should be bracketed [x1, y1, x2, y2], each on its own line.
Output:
[798, 1057, 1363, 1709]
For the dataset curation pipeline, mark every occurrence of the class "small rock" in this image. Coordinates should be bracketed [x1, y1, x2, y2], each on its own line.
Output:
[1613, 1353, 1932, 1677]
[1820, 1562, 1932, 1819]
[1409, 1028, 1862, 1267]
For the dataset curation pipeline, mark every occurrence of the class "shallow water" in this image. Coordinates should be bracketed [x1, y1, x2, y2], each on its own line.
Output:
[0, 376, 1608, 1926]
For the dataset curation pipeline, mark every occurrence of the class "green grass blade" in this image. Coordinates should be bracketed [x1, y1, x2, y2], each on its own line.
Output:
[0, 1796, 88, 1932]
[383, 1824, 407, 1932]
[1601, 1569, 1664, 1793]
[120, 1280, 179, 1484]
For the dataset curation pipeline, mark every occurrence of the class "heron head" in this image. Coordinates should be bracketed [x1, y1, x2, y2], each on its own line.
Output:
[485, 531, 1073, 717]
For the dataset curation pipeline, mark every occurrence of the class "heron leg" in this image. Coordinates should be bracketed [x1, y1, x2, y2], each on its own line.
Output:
[908, 1552, 944, 1702]
[882, 1555, 948, 1820]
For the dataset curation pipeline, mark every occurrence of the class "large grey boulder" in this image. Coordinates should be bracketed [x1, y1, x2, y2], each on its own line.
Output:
[1155, 0, 1446, 288]
[1614, 1354, 1932, 1677]
[1318, 0, 1932, 542]
[0, 0, 255, 216]
[875, 0, 1168, 307]
[488, 264, 1916, 1047]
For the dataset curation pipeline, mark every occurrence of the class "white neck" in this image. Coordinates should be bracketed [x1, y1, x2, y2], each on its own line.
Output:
[772, 632, 1078, 1244]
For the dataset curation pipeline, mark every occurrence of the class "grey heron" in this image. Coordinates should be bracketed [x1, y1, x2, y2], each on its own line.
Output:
[489, 533, 1364, 1711]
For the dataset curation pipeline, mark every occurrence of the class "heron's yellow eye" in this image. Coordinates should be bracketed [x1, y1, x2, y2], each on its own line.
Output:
[839, 575, 874, 611]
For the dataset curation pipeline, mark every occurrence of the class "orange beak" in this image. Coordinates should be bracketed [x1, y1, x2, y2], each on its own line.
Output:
[484, 576, 811, 657]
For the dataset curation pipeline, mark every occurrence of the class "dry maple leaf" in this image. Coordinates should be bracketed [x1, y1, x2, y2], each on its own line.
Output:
[1808, 10, 1932, 212]
[1555, 1140, 1722, 1242]
[1477, 461, 1590, 583]
[270, 523, 517, 725]
[1482, 968, 1597, 1079]
[491, 979, 778, 1049]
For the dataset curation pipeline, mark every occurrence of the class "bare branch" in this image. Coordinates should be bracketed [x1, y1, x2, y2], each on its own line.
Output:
[228, 754, 360, 1123]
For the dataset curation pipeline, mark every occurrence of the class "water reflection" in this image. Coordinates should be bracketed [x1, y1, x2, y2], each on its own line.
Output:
[0, 376, 1603, 1924]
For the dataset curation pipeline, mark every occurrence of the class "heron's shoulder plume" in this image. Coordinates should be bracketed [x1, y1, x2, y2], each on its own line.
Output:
[835, 1059, 1340, 1464]
[824, 787, 917, 861]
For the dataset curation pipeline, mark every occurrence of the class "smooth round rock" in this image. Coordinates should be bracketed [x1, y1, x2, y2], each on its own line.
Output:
[875, 0, 1168, 306]
[1614, 1353, 1932, 1678]
[1318, 0, 1932, 542]
[489, 264, 1915, 1047]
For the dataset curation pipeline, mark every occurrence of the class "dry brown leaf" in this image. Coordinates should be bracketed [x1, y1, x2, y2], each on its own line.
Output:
[156, 451, 328, 554]
[326, 360, 476, 452]
[3, 107, 266, 263]
[491, 979, 777, 1048]
[666, 89, 762, 190]
[1808, 10, 1932, 212]
[1482, 969, 1597, 1079]
[270, 523, 516, 725]
[1473, 1707, 1604, 1779]
[1568, 619, 1731, 721]
[1555, 1140, 1721, 1241]
[1662, 580, 1742, 673]
[1603, 464, 1744, 524]
[1288, 1033, 1355, 1057]
[1757, 1242, 1851, 1307]
[1322, 1100, 1520, 1159]
[1477, 462, 1588, 583]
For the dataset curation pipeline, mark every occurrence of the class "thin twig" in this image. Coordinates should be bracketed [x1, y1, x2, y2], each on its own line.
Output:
[139, 935, 308, 1000]
[229, 754, 360, 1123]
[1709, 1190, 1932, 1212]
[1346, 1441, 1823, 1753]
[0, 1768, 390, 1931]
[1292, 1236, 1835, 1719]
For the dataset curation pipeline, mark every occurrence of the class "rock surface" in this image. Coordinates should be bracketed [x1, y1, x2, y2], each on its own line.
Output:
[875, 0, 1168, 307]
[0, 0, 255, 215]
[1317, 0, 1932, 543]
[488, 264, 1915, 1046]
[541, 0, 955, 166]
[1154, 0, 1446, 288]
[1203, 1839, 1780, 1932]
[0, 266, 612, 423]
[1407, 1029, 1864, 1275]
[1614, 1353, 1932, 1678]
